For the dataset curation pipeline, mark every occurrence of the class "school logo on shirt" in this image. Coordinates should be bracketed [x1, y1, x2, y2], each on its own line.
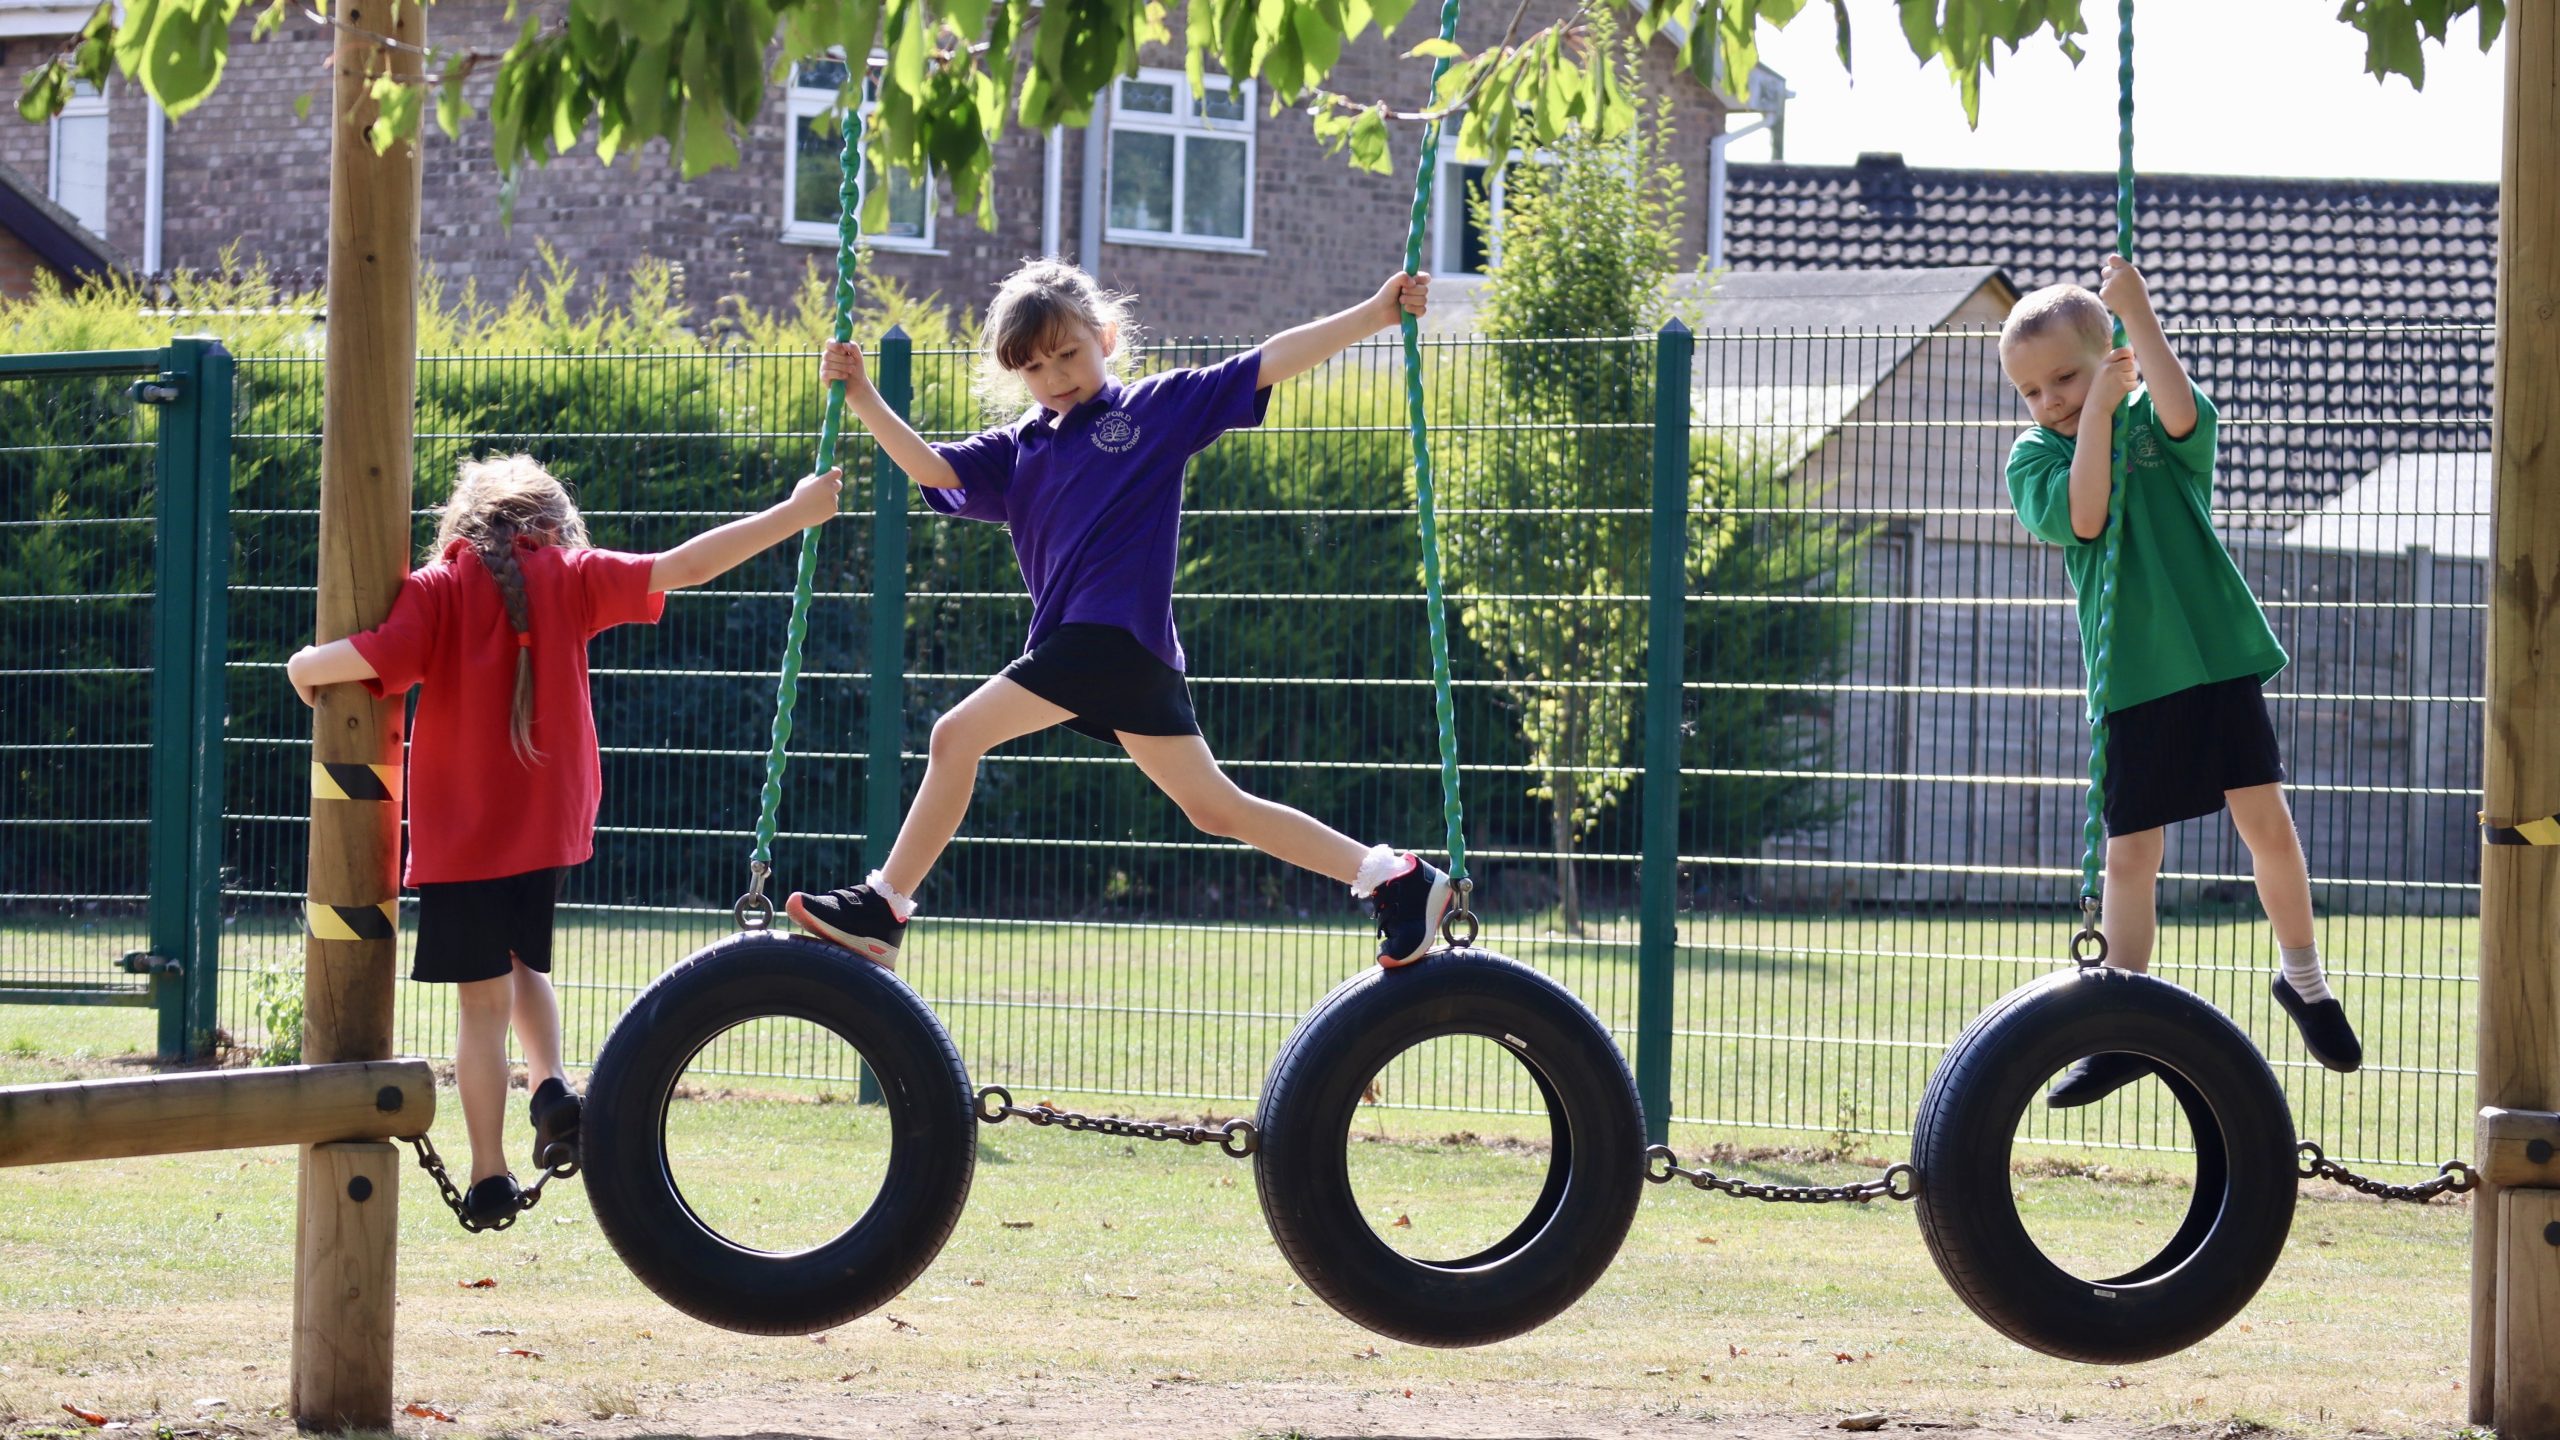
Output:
[2131, 420, 2165, 468]
[1091, 410, 1141, 453]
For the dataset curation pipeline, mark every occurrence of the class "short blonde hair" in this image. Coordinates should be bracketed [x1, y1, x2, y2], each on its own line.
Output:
[2001, 284, 2112, 357]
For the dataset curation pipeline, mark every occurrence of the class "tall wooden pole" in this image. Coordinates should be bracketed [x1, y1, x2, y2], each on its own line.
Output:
[2474, 1, 2558, 1429]
[293, 0, 422, 1428]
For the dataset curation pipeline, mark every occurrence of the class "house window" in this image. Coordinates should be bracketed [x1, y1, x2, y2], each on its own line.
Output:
[49, 80, 108, 239]
[1106, 68, 1254, 249]
[785, 58, 932, 250]
[1432, 137, 1563, 275]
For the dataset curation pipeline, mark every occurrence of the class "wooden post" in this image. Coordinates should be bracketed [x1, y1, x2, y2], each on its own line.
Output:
[2475, 1, 2559, 1428]
[295, 0, 422, 1429]
[2499, 1188, 2560, 1436]
[290, 1142, 401, 1431]
[0, 1061, 433, 1167]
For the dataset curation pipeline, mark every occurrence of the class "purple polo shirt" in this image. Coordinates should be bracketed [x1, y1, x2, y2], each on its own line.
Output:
[923, 347, 1272, 672]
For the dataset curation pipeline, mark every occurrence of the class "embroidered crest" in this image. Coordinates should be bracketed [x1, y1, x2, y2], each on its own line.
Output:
[1091, 410, 1141, 453]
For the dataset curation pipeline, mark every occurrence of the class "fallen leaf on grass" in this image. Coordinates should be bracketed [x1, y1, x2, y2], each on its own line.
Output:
[966, 1278, 985, 1287]
[1837, 1414, 1890, 1432]
[459, 1278, 497, 1289]
[474, 1328, 516, 1337]
[1728, 1344, 1747, 1358]
[885, 1315, 919, 1334]
[1351, 1345, 1381, 1360]
[1390, 1213, 1412, 1228]
[1001, 1220, 1035, 1230]
[1100, 1219, 1115, 1230]
[498, 1349, 543, 1360]
[62, 1404, 109, 1427]
[1644, 1367, 1668, 1376]
[1835, 1353, 1858, 1364]
[1695, 1234, 1718, 1244]
[402, 1404, 455, 1423]
[2101, 1378, 2135, 1389]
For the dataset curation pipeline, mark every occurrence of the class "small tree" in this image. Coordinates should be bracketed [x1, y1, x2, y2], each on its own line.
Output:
[1447, 14, 1687, 934]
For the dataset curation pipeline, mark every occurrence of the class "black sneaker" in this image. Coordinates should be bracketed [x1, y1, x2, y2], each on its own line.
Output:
[1369, 854, 1453, 968]
[529, 1077, 581, 1173]
[2271, 971, 2363, 1073]
[786, 885, 905, 967]
[463, 1173, 523, 1228]
[2046, 1052, 2154, 1109]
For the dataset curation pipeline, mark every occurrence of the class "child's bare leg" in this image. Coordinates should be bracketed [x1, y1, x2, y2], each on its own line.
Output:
[454, 976, 515, 1183]
[2101, 827, 2166, 972]
[2226, 783, 2314, 949]
[878, 677, 1071, 898]
[508, 958, 566, 1091]
[1120, 734, 1369, 883]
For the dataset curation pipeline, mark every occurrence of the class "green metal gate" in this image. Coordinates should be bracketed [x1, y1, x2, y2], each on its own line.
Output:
[0, 338, 231, 1058]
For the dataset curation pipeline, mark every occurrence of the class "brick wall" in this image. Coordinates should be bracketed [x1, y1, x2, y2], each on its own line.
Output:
[0, 222, 64, 296]
[0, 4, 1731, 334]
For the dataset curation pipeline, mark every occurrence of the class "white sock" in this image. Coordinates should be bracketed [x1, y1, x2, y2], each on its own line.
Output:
[2280, 943, 2331, 1004]
[867, 870, 918, 924]
[1349, 844, 1406, 899]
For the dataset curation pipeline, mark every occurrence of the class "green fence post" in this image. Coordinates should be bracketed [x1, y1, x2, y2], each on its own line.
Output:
[143, 344, 198, 1058]
[182, 337, 233, 1062]
[1637, 319, 1693, 1147]
[857, 327, 913, 1106]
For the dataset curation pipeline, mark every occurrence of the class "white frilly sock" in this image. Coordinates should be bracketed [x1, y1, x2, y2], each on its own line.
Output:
[867, 869, 919, 923]
[1349, 844, 1406, 899]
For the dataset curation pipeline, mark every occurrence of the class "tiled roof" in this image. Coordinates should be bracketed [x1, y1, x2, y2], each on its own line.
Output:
[1721, 154, 2497, 515]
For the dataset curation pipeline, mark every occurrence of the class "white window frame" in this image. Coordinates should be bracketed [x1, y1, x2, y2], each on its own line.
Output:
[784, 55, 935, 252]
[48, 78, 108, 240]
[1431, 140, 1573, 275]
[1104, 66, 1256, 252]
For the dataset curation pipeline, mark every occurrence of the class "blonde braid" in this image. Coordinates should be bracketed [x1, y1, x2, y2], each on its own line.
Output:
[433, 454, 589, 767]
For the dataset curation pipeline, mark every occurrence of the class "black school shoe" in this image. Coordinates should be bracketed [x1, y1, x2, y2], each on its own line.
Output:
[786, 884, 905, 968]
[2046, 1052, 2155, 1109]
[529, 1077, 582, 1173]
[462, 1173, 523, 1228]
[1370, 854, 1454, 968]
[2271, 971, 2364, 1073]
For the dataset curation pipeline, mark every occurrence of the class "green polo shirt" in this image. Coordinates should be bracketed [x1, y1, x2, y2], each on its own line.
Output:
[2006, 383, 2286, 716]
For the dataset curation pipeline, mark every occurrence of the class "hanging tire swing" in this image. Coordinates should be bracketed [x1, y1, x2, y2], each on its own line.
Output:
[581, 106, 980, 1337]
[1254, 948, 1648, 1348]
[581, 933, 978, 1335]
[1909, 964, 2297, 1364]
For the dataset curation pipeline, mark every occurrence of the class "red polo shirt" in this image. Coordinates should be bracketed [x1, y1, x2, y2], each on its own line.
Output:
[348, 538, 665, 885]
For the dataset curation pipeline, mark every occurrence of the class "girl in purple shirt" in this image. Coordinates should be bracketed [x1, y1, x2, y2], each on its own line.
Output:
[789, 259, 1452, 968]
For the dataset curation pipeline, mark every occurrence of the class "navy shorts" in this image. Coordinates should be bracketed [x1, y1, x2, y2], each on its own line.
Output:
[412, 867, 564, 984]
[2100, 675, 2287, 835]
[999, 623, 1202, 748]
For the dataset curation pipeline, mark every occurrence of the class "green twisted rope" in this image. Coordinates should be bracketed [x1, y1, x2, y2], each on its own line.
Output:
[1400, 0, 1470, 887]
[744, 105, 865, 913]
[2076, 0, 2135, 913]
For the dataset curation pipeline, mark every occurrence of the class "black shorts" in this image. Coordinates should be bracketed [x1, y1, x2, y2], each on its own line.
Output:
[2101, 675, 2287, 835]
[999, 623, 1202, 748]
[412, 867, 564, 984]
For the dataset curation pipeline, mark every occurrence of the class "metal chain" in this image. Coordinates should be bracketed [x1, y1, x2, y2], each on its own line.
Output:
[1645, 1144, 1918, 1205]
[974, 1085, 1258, 1159]
[402, 1132, 576, 1234]
[2297, 1142, 2478, 1204]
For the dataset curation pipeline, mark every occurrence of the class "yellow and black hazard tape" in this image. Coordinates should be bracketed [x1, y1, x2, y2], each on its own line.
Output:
[312, 760, 402, 803]
[307, 899, 398, 942]
[2480, 812, 2560, 847]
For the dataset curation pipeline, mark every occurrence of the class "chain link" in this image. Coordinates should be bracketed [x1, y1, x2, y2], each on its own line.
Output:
[1645, 1144, 1918, 1204]
[2297, 1142, 2478, 1204]
[402, 1131, 577, 1233]
[974, 1086, 1258, 1158]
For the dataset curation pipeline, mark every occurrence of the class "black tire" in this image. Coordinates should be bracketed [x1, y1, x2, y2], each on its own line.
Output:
[1253, 948, 1646, 1348]
[581, 933, 976, 1334]
[1910, 965, 2297, 1364]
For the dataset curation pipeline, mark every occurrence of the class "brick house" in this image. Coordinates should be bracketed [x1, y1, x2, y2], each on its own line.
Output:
[0, 153, 118, 296]
[0, 0, 1757, 335]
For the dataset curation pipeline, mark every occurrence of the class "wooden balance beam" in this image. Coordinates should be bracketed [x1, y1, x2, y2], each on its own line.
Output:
[0, 1060, 434, 1167]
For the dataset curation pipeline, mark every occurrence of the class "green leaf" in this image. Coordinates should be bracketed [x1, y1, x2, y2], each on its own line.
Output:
[1403, 35, 1461, 58]
[944, 0, 992, 44]
[679, 105, 739, 175]
[1287, 2, 1342, 92]
[1346, 99, 1391, 172]
[16, 59, 69, 123]
[293, 89, 312, 121]
[136, 0, 230, 119]
[366, 73, 424, 151]
[618, 0, 688, 46]
[623, 39, 671, 135]
[251, 0, 286, 43]
[436, 60, 472, 138]
[1368, 0, 1416, 37]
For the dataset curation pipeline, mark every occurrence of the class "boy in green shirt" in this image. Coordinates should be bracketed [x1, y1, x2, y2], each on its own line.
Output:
[2002, 256, 2363, 1106]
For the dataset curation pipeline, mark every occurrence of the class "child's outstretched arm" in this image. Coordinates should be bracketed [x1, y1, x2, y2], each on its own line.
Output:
[822, 342, 959, 489]
[286, 640, 379, 707]
[1257, 272, 1431, 389]
[2100, 255, 2196, 439]
[649, 467, 842, 592]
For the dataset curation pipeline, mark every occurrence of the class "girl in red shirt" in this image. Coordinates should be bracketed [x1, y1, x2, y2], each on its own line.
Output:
[288, 453, 841, 1227]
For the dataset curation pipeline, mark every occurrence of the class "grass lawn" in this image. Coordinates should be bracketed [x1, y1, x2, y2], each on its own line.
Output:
[0, 1020, 2486, 1440]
